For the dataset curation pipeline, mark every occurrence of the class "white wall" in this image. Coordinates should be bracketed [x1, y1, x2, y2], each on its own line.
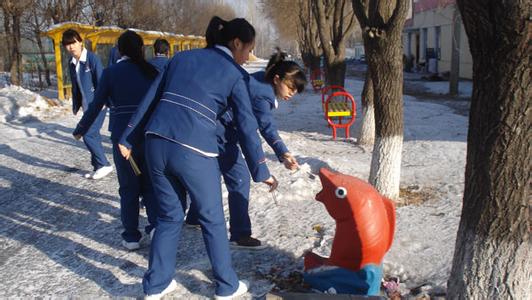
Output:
[403, 4, 472, 79]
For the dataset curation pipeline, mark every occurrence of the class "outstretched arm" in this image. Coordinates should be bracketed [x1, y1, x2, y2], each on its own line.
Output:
[253, 98, 298, 170]
[72, 69, 110, 138]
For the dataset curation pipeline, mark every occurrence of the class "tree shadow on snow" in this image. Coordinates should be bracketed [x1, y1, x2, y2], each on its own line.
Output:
[2, 119, 113, 155]
[0, 164, 149, 297]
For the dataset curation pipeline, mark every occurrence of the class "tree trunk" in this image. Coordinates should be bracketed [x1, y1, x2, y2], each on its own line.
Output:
[352, 0, 409, 200]
[325, 60, 346, 86]
[447, 1, 531, 298]
[449, 6, 461, 96]
[312, 0, 356, 88]
[367, 37, 404, 199]
[358, 68, 375, 145]
[3, 10, 13, 72]
[36, 35, 51, 86]
[33, 8, 51, 87]
[10, 14, 23, 86]
[309, 54, 321, 73]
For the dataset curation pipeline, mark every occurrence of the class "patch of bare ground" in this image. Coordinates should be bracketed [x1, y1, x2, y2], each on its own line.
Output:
[398, 185, 438, 206]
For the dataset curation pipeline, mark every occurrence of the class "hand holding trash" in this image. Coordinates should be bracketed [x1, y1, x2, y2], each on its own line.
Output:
[282, 152, 299, 170]
[263, 175, 279, 192]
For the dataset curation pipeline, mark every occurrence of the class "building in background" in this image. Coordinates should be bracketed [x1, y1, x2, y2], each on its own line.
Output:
[403, 0, 472, 79]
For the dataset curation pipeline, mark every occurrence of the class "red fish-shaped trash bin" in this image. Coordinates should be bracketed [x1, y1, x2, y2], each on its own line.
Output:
[303, 168, 396, 295]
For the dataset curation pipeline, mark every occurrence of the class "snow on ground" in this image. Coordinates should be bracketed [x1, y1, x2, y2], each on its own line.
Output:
[0, 65, 470, 298]
[421, 80, 472, 98]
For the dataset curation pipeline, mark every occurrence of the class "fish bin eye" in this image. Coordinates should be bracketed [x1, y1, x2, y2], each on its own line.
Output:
[335, 187, 347, 199]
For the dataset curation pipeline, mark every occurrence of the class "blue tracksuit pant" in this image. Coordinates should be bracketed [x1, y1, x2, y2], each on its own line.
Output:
[186, 141, 252, 241]
[143, 135, 239, 296]
[82, 108, 110, 170]
[112, 141, 157, 242]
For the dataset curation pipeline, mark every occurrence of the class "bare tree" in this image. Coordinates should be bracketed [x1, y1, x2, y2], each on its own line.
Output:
[45, 0, 84, 24]
[355, 1, 374, 146]
[298, 0, 322, 72]
[358, 67, 374, 145]
[1, 0, 32, 85]
[261, 0, 300, 56]
[447, 1, 531, 298]
[165, 1, 236, 35]
[262, 0, 321, 70]
[22, 0, 52, 86]
[351, 0, 409, 200]
[448, 6, 461, 96]
[312, 0, 357, 86]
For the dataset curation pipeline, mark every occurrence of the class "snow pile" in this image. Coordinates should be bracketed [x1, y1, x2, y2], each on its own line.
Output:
[0, 85, 67, 123]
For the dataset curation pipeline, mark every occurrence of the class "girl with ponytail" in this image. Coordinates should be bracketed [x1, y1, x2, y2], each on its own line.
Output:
[117, 16, 277, 299]
[186, 48, 307, 254]
[205, 16, 256, 64]
[73, 30, 159, 253]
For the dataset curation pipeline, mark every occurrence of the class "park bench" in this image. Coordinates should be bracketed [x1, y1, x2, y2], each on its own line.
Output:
[321, 85, 346, 112]
[324, 91, 356, 139]
[310, 69, 324, 92]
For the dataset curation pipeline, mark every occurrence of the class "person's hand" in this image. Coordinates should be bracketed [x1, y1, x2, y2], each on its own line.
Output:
[118, 144, 131, 160]
[282, 152, 299, 170]
[73, 134, 82, 140]
[263, 175, 279, 192]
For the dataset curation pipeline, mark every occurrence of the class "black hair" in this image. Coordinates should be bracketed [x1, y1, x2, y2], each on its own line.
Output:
[265, 48, 307, 93]
[154, 38, 170, 55]
[205, 16, 255, 49]
[62, 29, 83, 46]
[117, 30, 158, 79]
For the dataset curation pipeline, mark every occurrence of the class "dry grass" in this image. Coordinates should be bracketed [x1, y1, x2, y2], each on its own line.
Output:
[398, 185, 437, 206]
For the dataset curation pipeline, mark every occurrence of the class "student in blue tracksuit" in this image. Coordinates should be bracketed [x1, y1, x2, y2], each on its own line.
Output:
[149, 38, 170, 72]
[62, 29, 113, 180]
[186, 49, 307, 249]
[118, 16, 278, 299]
[72, 31, 159, 251]
[107, 45, 121, 67]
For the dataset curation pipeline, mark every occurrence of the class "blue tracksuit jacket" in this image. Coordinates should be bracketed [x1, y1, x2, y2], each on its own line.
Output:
[120, 47, 270, 182]
[149, 56, 169, 72]
[219, 71, 289, 160]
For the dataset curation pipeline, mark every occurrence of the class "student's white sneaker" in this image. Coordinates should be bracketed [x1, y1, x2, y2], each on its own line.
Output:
[214, 280, 249, 300]
[144, 279, 178, 300]
[92, 165, 113, 180]
[122, 240, 140, 251]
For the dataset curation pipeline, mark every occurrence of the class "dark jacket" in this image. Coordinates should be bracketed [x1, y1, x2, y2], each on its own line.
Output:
[68, 49, 104, 115]
[73, 59, 155, 143]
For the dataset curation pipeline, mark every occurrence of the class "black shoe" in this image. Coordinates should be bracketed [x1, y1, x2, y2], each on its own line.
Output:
[230, 236, 267, 250]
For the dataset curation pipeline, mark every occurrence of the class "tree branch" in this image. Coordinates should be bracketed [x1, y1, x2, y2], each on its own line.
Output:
[351, 0, 369, 28]
[312, 0, 334, 61]
[385, 0, 409, 33]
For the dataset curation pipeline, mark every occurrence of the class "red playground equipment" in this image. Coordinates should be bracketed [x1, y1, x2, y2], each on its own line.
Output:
[310, 68, 324, 92]
[324, 91, 357, 139]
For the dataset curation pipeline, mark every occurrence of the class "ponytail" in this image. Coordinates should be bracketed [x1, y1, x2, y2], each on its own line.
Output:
[265, 48, 307, 93]
[205, 16, 255, 48]
[205, 16, 228, 48]
[117, 30, 158, 79]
